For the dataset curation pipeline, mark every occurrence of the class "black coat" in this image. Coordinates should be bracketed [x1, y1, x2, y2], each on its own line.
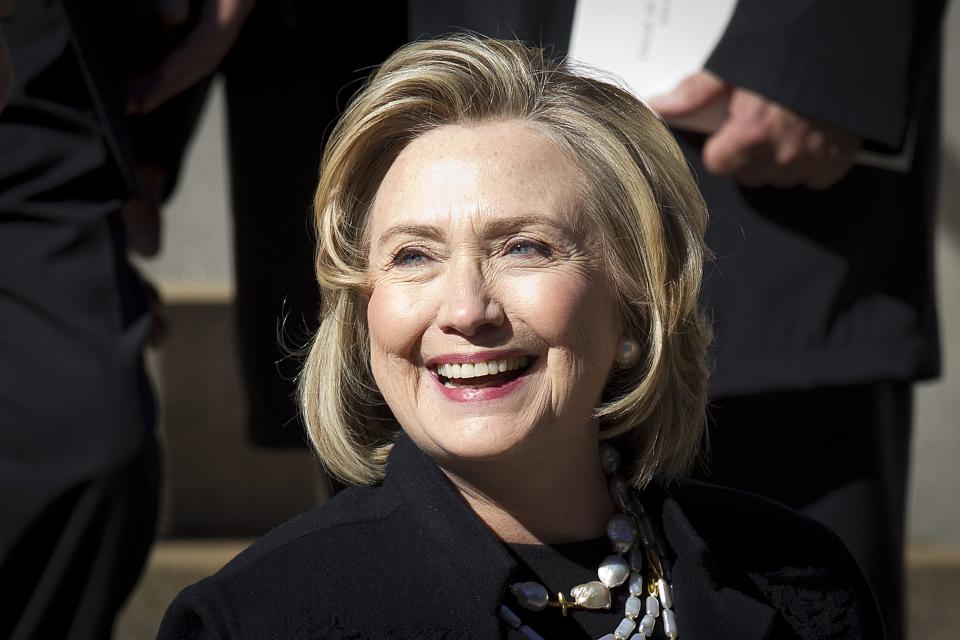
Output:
[158, 435, 883, 639]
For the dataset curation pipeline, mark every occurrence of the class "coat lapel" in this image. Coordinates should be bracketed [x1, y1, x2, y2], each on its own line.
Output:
[661, 492, 779, 640]
[385, 434, 517, 638]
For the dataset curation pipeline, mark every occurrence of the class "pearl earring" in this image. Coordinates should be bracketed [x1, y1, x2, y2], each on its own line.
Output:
[616, 337, 640, 367]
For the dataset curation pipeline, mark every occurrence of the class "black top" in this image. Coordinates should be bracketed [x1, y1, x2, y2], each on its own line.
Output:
[158, 434, 883, 639]
[507, 537, 632, 638]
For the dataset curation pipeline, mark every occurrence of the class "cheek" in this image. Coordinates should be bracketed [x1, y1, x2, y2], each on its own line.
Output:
[510, 272, 619, 360]
[366, 284, 436, 372]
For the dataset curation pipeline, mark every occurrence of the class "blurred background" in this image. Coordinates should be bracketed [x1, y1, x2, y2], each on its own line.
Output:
[109, 4, 960, 638]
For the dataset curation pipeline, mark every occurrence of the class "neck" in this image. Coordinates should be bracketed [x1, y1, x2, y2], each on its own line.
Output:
[439, 431, 616, 545]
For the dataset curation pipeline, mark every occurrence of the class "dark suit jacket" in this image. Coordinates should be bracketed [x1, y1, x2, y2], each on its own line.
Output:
[695, 0, 947, 396]
[157, 434, 882, 639]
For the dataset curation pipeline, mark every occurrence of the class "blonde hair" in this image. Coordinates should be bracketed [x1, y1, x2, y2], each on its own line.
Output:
[300, 36, 711, 487]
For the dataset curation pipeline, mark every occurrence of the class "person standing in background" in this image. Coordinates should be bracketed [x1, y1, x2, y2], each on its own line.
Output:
[1, 2, 409, 635]
[650, 4, 948, 640]
[0, 1, 252, 637]
[407, 2, 948, 639]
[0, 2, 162, 637]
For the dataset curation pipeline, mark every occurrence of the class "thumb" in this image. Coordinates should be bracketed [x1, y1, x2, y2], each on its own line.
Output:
[649, 70, 730, 118]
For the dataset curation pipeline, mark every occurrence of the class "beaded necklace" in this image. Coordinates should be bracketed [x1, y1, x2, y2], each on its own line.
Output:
[499, 445, 679, 640]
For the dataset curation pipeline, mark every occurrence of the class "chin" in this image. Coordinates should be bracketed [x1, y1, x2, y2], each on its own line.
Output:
[411, 416, 539, 466]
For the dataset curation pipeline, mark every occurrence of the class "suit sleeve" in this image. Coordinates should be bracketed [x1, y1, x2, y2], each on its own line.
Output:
[704, 0, 941, 148]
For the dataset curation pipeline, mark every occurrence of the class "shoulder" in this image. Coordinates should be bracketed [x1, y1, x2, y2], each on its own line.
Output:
[159, 435, 509, 639]
[157, 484, 413, 640]
[663, 480, 884, 638]
[664, 480, 857, 568]
[216, 483, 401, 573]
[665, 479, 839, 553]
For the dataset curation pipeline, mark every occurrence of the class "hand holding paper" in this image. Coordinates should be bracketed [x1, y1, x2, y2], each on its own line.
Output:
[651, 71, 862, 190]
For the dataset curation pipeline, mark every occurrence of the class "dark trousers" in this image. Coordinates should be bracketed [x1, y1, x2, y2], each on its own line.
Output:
[697, 382, 912, 640]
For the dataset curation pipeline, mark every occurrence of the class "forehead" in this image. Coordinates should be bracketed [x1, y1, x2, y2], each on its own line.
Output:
[368, 121, 582, 240]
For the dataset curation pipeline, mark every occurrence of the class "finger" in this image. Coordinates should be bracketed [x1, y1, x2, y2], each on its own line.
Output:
[715, 92, 819, 187]
[804, 133, 860, 190]
[648, 70, 730, 118]
[760, 128, 857, 190]
[762, 134, 813, 188]
[730, 145, 782, 187]
[753, 133, 858, 190]
[702, 115, 770, 177]
[741, 136, 849, 190]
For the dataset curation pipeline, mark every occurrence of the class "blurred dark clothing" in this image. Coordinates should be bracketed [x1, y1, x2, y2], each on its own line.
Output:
[409, 0, 576, 59]
[217, 1, 408, 451]
[703, 381, 912, 640]
[686, 4, 946, 639]
[0, 2, 159, 638]
[407, 2, 946, 640]
[696, 0, 944, 396]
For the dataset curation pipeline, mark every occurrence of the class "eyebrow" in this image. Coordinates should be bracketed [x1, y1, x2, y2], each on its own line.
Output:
[375, 213, 580, 250]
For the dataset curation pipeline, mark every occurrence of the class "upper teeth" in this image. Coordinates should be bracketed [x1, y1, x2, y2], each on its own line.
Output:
[435, 356, 530, 379]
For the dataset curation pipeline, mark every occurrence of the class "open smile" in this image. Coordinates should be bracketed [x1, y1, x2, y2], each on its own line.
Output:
[426, 353, 536, 401]
[433, 356, 532, 388]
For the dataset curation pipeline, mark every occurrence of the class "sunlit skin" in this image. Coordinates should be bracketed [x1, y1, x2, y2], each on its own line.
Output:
[365, 121, 622, 543]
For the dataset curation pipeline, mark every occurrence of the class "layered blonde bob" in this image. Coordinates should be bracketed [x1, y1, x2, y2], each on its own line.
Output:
[300, 36, 711, 488]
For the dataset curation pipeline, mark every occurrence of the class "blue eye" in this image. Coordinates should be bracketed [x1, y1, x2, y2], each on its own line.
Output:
[391, 248, 430, 267]
[507, 240, 551, 258]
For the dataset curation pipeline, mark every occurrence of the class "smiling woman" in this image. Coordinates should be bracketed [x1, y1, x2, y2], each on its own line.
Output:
[304, 39, 712, 496]
[159, 37, 883, 640]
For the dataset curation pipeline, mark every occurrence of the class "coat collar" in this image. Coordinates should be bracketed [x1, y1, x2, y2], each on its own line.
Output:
[384, 433, 516, 634]
[383, 434, 778, 639]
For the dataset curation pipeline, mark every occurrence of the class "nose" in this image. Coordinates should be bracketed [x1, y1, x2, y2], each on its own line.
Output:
[436, 259, 505, 337]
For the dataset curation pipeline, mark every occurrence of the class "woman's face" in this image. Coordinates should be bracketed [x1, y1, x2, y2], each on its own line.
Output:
[366, 120, 622, 467]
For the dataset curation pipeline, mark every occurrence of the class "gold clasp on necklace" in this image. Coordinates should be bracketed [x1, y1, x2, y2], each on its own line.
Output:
[546, 592, 582, 617]
[646, 547, 666, 596]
